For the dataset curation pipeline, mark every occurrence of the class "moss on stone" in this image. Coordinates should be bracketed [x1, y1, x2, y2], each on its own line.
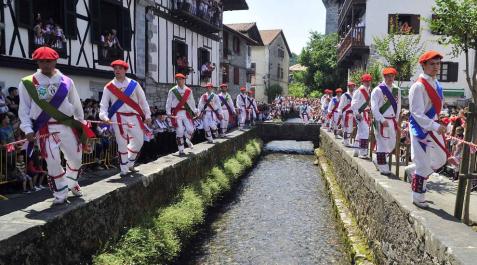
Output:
[93, 139, 263, 265]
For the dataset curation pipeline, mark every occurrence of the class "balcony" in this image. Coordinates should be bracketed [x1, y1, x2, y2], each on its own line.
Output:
[337, 26, 369, 63]
[166, 1, 222, 35]
[338, 0, 366, 33]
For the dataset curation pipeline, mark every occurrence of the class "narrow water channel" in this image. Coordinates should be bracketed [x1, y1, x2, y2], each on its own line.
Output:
[182, 142, 348, 264]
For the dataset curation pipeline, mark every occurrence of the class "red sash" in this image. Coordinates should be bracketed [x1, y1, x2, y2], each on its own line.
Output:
[172, 88, 192, 127]
[106, 82, 145, 119]
[359, 88, 370, 103]
[418, 77, 442, 116]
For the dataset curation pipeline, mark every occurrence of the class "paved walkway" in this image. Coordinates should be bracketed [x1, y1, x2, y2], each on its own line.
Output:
[329, 131, 477, 225]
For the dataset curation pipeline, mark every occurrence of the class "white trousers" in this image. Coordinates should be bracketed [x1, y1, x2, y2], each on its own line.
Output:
[44, 124, 82, 201]
[375, 122, 397, 153]
[220, 109, 231, 134]
[174, 110, 195, 152]
[112, 114, 144, 174]
[410, 132, 447, 177]
[238, 108, 247, 129]
[203, 111, 219, 140]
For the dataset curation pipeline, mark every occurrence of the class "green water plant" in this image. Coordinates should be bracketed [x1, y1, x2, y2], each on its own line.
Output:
[93, 139, 263, 265]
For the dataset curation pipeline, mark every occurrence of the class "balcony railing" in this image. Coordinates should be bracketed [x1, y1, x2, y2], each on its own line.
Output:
[168, 1, 222, 33]
[30, 31, 67, 59]
[338, 26, 366, 62]
[338, 0, 366, 28]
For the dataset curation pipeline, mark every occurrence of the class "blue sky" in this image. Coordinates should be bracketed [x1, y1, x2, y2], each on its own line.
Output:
[223, 0, 327, 54]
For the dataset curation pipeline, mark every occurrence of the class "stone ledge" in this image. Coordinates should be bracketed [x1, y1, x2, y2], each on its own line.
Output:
[320, 129, 477, 265]
[0, 129, 258, 265]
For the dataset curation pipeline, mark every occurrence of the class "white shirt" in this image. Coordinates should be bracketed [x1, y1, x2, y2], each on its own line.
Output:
[98, 77, 151, 121]
[337, 91, 353, 113]
[218, 92, 236, 114]
[409, 73, 443, 132]
[236, 93, 248, 109]
[198, 92, 223, 115]
[165, 85, 198, 116]
[351, 85, 370, 115]
[18, 69, 84, 134]
[371, 82, 401, 123]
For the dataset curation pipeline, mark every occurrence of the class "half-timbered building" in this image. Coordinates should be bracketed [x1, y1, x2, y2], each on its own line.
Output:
[143, 0, 248, 107]
[0, 0, 138, 100]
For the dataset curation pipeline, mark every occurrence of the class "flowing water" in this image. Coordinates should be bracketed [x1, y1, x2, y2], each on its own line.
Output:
[182, 141, 349, 265]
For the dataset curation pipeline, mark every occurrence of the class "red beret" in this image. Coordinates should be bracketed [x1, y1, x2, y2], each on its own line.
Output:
[175, 73, 186, 79]
[240, 87, 247, 91]
[32, 47, 59, 60]
[361, 74, 372, 82]
[382, 67, 398, 76]
[441, 117, 450, 125]
[205, 83, 214, 88]
[219, 83, 228, 88]
[347, 82, 356, 87]
[419, 50, 443, 64]
[110, 60, 129, 70]
[324, 89, 332, 94]
[335, 88, 343, 93]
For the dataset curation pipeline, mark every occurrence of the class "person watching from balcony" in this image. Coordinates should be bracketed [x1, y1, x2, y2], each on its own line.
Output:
[110, 29, 123, 59]
[33, 21, 45, 46]
[54, 25, 66, 49]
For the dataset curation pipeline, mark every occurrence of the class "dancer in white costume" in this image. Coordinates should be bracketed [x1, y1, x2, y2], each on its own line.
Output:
[218, 83, 236, 137]
[351, 74, 372, 158]
[198, 83, 223, 143]
[99, 60, 151, 177]
[370, 67, 401, 175]
[338, 82, 356, 147]
[409, 51, 448, 208]
[327, 88, 343, 138]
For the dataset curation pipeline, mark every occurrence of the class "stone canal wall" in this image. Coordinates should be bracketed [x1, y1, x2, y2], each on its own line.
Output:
[256, 122, 320, 146]
[320, 129, 477, 265]
[0, 129, 258, 265]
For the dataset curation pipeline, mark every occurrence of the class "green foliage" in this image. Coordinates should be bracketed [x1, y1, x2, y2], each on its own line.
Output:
[373, 15, 424, 84]
[429, 0, 477, 102]
[265, 84, 283, 103]
[93, 139, 263, 265]
[290, 52, 299, 66]
[349, 61, 383, 88]
[288, 82, 306, 98]
[299, 32, 345, 92]
[308, 90, 322, 99]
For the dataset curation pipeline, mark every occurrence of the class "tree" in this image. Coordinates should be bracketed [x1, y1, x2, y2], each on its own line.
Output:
[373, 15, 425, 85]
[288, 82, 306, 98]
[290, 52, 299, 66]
[299, 32, 345, 93]
[349, 60, 383, 88]
[265, 84, 283, 102]
[429, 0, 477, 103]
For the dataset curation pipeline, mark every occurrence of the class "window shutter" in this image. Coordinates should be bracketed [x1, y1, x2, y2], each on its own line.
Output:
[64, 0, 78, 39]
[89, 0, 100, 43]
[410, 15, 420, 34]
[122, 7, 132, 51]
[236, 38, 240, 54]
[388, 14, 396, 34]
[448, 62, 459, 82]
[15, 0, 33, 28]
[234, 67, 239, 85]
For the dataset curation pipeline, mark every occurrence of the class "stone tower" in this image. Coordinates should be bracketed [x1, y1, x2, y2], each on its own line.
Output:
[322, 0, 339, 34]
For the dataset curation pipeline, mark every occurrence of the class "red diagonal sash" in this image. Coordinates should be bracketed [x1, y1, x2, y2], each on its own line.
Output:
[106, 82, 145, 119]
[360, 88, 370, 102]
[418, 77, 442, 116]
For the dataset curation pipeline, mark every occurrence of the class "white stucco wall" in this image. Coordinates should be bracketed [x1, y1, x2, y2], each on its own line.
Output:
[364, 0, 474, 97]
[0, 67, 111, 100]
[251, 45, 268, 102]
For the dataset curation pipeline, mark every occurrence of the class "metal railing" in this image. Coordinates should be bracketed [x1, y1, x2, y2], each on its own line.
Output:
[0, 137, 118, 200]
[338, 26, 365, 62]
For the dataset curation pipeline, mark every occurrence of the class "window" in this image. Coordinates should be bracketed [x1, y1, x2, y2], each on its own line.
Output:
[223, 31, 229, 58]
[222, 64, 229, 83]
[232, 36, 240, 54]
[233, 67, 240, 85]
[388, 14, 420, 34]
[277, 64, 281, 79]
[247, 46, 251, 57]
[173, 40, 191, 75]
[278, 48, 285, 59]
[438, 62, 459, 82]
[90, 0, 131, 65]
[198, 48, 214, 81]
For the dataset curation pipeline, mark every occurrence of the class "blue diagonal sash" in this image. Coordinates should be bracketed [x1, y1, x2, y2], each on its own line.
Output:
[409, 80, 444, 139]
[107, 80, 137, 119]
[379, 83, 397, 115]
[33, 77, 70, 132]
[219, 95, 234, 116]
